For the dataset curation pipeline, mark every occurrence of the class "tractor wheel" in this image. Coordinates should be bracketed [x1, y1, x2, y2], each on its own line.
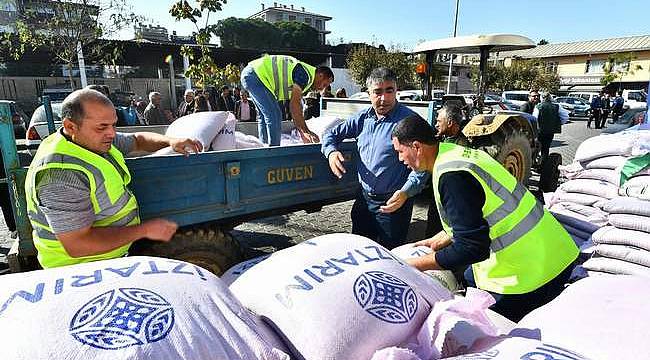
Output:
[129, 224, 244, 276]
[493, 125, 532, 185]
[539, 153, 562, 193]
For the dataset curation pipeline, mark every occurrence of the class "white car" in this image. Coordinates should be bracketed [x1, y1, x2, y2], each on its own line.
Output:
[26, 102, 64, 143]
[501, 90, 530, 109]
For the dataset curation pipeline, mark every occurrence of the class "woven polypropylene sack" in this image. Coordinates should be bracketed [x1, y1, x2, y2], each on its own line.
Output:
[0, 256, 290, 360]
[592, 226, 650, 251]
[603, 196, 650, 217]
[559, 179, 619, 199]
[582, 256, 650, 277]
[390, 243, 459, 292]
[229, 234, 453, 360]
[221, 254, 271, 286]
[620, 175, 650, 200]
[165, 111, 230, 150]
[609, 213, 650, 233]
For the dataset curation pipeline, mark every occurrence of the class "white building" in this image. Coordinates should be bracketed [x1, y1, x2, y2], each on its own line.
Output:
[248, 2, 331, 44]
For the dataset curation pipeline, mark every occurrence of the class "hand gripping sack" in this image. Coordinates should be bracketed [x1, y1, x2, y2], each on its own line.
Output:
[229, 234, 453, 360]
[390, 243, 459, 292]
[166, 111, 230, 150]
[0, 256, 290, 360]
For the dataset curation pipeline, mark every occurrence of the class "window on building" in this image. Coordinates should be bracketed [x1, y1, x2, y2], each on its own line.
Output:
[585, 59, 606, 74]
[304, 17, 312, 25]
[545, 61, 558, 73]
[315, 19, 323, 30]
[288, 15, 296, 21]
[275, 13, 283, 21]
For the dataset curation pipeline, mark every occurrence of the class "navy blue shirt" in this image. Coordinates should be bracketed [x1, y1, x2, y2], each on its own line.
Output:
[434, 171, 491, 270]
[292, 64, 309, 90]
[322, 103, 428, 197]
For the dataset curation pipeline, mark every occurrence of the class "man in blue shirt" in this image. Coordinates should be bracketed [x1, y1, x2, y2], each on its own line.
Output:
[321, 68, 428, 249]
[588, 93, 602, 129]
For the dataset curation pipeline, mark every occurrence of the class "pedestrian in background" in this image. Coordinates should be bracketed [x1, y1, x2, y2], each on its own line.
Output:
[144, 91, 169, 125]
[321, 85, 334, 98]
[600, 93, 611, 128]
[193, 95, 210, 113]
[216, 85, 235, 112]
[612, 91, 624, 123]
[533, 93, 563, 162]
[235, 89, 257, 121]
[336, 87, 348, 98]
[588, 92, 603, 129]
[176, 89, 195, 118]
[520, 90, 540, 114]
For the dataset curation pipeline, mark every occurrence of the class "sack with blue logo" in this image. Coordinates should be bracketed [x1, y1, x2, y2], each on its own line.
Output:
[390, 243, 459, 292]
[0, 256, 290, 360]
[221, 254, 271, 286]
[229, 234, 454, 360]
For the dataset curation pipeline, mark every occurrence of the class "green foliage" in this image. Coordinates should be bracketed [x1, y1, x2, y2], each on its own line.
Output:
[275, 21, 320, 51]
[471, 60, 560, 93]
[215, 17, 320, 51]
[171, 1, 240, 89]
[346, 45, 417, 89]
[537, 39, 549, 45]
[601, 52, 643, 86]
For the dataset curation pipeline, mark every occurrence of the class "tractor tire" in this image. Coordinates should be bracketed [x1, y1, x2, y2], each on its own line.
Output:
[492, 124, 532, 185]
[129, 224, 244, 276]
[539, 153, 562, 193]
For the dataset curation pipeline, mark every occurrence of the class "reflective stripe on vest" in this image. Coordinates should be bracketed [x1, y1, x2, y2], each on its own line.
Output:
[25, 131, 140, 268]
[251, 55, 315, 101]
[432, 143, 578, 294]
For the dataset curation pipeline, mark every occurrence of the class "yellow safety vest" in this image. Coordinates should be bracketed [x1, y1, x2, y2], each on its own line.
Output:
[250, 54, 316, 101]
[25, 131, 140, 268]
[432, 143, 578, 294]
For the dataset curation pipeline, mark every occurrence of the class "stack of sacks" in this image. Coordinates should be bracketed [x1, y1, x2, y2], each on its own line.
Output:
[280, 115, 344, 145]
[229, 233, 457, 360]
[151, 111, 265, 154]
[583, 195, 650, 277]
[390, 243, 460, 292]
[549, 131, 650, 246]
[0, 256, 291, 360]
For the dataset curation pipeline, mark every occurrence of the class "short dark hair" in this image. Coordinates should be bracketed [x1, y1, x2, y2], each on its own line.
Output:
[392, 114, 437, 146]
[316, 66, 334, 81]
[61, 89, 114, 125]
[221, 85, 229, 91]
[440, 104, 464, 126]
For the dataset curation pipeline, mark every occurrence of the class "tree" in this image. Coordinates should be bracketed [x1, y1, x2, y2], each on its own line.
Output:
[601, 52, 643, 89]
[537, 39, 549, 45]
[1, 0, 141, 88]
[346, 45, 416, 90]
[471, 60, 560, 93]
[276, 21, 320, 51]
[171, 0, 235, 89]
[215, 17, 282, 49]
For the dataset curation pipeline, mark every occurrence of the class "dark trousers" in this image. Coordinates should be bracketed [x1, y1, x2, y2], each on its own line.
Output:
[587, 110, 600, 128]
[464, 263, 574, 322]
[351, 191, 414, 249]
[538, 133, 554, 162]
[0, 184, 16, 232]
[600, 110, 610, 128]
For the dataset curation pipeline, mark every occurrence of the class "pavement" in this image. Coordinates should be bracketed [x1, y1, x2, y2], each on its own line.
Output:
[0, 116, 609, 269]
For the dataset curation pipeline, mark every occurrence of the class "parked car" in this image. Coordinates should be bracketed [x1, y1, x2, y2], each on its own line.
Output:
[620, 89, 647, 110]
[26, 102, 63, 142]
[555, 96, 591, 117]
[568, 91, 600, 105]
[501, 90, 530, 110]
[603, 107, 647, 134]
[0, 100, 28, 138]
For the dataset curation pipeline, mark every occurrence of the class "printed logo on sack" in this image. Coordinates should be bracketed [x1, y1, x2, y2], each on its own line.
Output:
[69, 288, 175, 350]
[353, 271, 418, 324]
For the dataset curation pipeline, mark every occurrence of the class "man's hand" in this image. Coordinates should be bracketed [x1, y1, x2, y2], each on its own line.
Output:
[299, 128, 320, 144]
[406, 254, 440, 271]
[328, 151, 346, 178]
[414, 230, 452, 251]
[142, 218, 178, 242]
[380, 190, 408, 213]
[170, 138, 203, 156]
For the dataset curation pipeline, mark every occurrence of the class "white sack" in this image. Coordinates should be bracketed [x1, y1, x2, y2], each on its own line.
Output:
[280, 132, 303, 146]
[558, 178, 619, 199]
[620, 175, 650, 200]
[221, 254, 270, 286]
[592, 226, 650, 251]
[235, 131, 265, 149]
[595, 243, 650, 267]
[584, 155, 628, 170]
[549, 190, 607, 207]
[441, 337, 588, 360]
[166, 111, 230, 150]
[609, 213, 650, 233]
[210, 113, 237, 150]
[229, 234, 453, 360]
[564, 168, 621, 185]
[573, 131, 650, 162]
[549, 202, 609, 228]
[582, 256, 650, 277]
[305, 115, 344, 140]
[514, 276, 650, 359]
[0, 256, 290, 360]
[603, 196, 650, 216]
[390, 243, 459, 292]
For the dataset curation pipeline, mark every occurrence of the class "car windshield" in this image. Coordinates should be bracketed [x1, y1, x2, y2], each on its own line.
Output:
[504, 93, 529, 101]
[616, 108, 648, 124]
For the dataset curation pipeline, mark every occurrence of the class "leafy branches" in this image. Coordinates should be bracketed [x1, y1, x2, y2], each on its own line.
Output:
[601, 52, 643, 87]
[346, 45, 417, 89]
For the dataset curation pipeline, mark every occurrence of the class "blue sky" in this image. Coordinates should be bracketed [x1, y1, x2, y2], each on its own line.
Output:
[130, 0, 650, 50]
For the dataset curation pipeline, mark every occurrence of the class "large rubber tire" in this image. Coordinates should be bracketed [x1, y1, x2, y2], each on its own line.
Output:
[539, 153, 562, 193]
[477, 123, 532, 184]
[129, 224, 244, 276]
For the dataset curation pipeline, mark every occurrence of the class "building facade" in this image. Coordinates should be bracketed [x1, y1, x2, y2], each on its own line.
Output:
[248, 2, 331, 44]
[501, 35, 650, 94]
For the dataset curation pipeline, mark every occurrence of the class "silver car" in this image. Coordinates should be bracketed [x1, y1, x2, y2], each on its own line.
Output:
[555, 96, 591, 117]
[26, 102, 64, 142]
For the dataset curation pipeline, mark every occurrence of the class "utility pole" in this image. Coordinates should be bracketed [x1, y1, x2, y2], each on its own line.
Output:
[446, 0, 460, 94]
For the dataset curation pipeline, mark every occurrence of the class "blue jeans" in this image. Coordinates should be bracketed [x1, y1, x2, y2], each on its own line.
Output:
[240, 65, 282, 146]
[351, 190, 414, 249]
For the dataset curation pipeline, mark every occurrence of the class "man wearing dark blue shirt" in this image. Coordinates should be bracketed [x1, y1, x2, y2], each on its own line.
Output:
[321, 68, 428, 249]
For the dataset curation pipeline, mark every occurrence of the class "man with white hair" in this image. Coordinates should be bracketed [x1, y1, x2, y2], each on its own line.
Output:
[144, 91, 168, 125]
[176, 89, 195, 118]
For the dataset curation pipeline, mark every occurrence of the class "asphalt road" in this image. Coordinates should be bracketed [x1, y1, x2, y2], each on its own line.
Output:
[0, 116, 608, 270]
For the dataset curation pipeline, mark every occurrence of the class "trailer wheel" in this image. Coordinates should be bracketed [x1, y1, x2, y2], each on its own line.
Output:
[129, 224, 244, 276]
[495, 128, 532, 185]
[539, 153, 562, 193]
